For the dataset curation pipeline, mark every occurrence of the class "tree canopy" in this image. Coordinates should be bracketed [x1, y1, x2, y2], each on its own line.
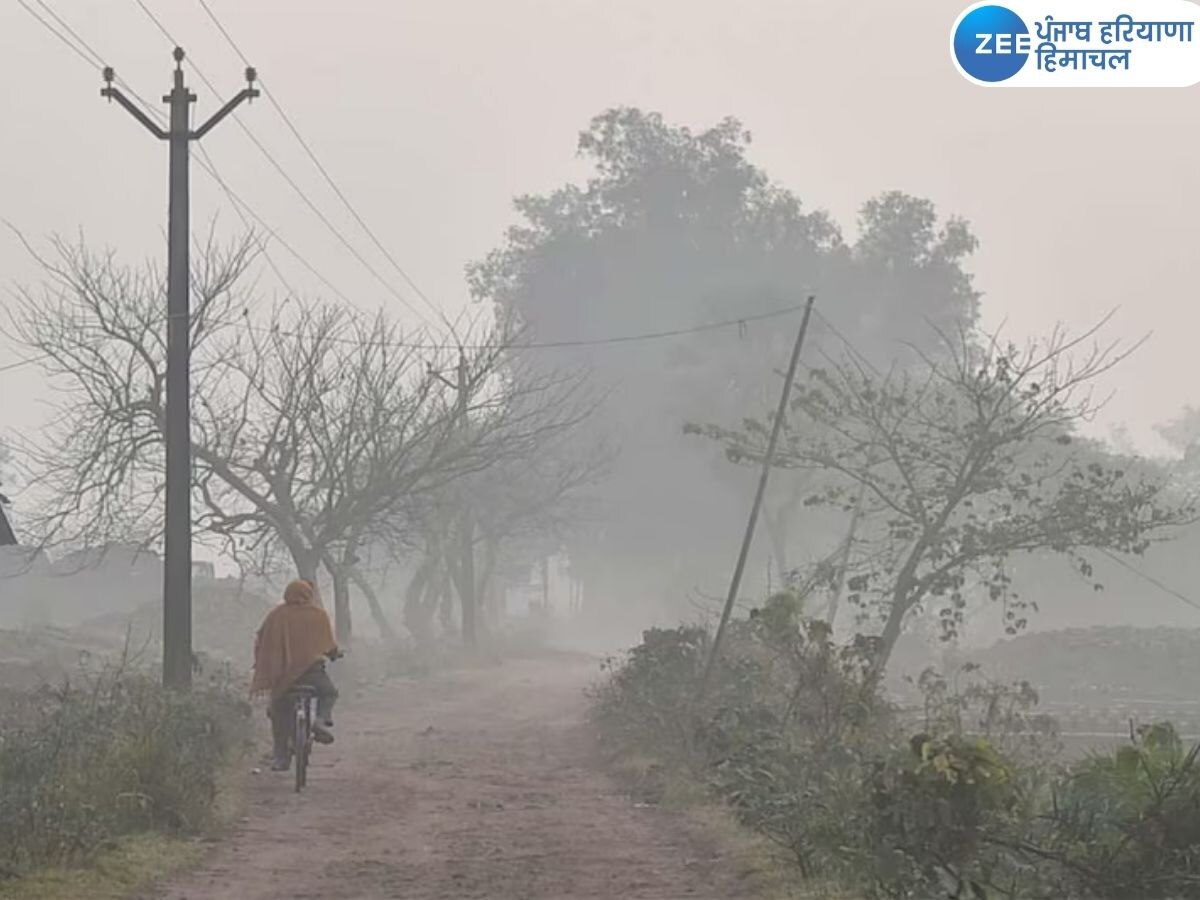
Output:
[695, 322, 1193, 671]
[469, 107, 981, 615]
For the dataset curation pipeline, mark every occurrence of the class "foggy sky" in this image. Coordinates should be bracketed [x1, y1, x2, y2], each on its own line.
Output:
[0, 0, 1195, 454]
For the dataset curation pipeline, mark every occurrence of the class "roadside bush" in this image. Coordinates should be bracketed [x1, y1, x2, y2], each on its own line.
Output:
[699, 593, 892, 879]
[1037, 722, 1200, 898]
[591, 605, 1200, 898]
[590, 624, 712, 757]
[0, 656, 250, 878]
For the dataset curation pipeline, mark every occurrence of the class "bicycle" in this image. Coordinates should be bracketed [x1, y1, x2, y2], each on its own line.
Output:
[286, 683, 319, 792]
[284, 649, 343, 793]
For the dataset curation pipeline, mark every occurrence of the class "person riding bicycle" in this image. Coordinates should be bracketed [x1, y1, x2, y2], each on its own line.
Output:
[251, 578, 341, 771]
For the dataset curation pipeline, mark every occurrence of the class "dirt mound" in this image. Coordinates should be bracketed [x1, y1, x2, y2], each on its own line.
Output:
[83, 580, 273, 666]
[970, 625, 1200, 702]
[0, 624, 125, 691]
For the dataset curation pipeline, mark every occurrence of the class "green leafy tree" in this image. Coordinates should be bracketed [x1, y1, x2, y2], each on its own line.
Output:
[696, 322, 1193, 674]
[470, 107, 980, 614]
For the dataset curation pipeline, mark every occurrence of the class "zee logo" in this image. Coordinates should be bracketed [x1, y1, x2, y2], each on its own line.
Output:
[974, 33, 1033, 54]
[953, 5, 1031, 82]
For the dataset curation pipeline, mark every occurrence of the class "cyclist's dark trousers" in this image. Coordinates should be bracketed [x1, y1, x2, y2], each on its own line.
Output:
[268, 661, 339, 758]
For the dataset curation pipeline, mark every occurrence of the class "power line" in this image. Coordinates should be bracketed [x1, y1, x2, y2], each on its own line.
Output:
[12, 8, 809, 357]
[2, 302, 806, 379]
[1099, 548, 1200, 613]
[194, 0, 446, 325]
[21, 0, 373, 313]
[812, 308, 883, 377]
[131, 0, 174, 45]
[130, 2, 300, 300]
[232, 300, 809, 351]
[16, 0, 100, 68]
[136, 0, 433, 327]
[0, 353, 53, 375]
[130, 1, 309, 303]
[193, 145, 297, 297]
[32, 0, 104, 66]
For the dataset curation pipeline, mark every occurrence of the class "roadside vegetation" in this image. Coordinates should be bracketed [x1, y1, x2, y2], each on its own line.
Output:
[0, 652, 250, 892]
[592, 592, 1200, 899]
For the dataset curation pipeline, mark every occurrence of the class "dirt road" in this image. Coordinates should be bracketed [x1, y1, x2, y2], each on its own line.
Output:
[154, 655, 758, 900]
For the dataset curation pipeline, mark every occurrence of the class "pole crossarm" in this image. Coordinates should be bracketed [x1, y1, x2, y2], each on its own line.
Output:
[192, 70, 259, 140]
[102, 58, 258, 144]
[100, 78, 168, 140]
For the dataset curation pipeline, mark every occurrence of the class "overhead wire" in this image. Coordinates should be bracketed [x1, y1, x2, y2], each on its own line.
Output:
[1099, 548, 1200, 614]
[130, 0, 299, 301]
[16, 0, 373, 312]
[30, 0, 103, 67]
[0, 301, 808, 381]
[193, 0, 446, 325]
[0, 353, 53, 375]
[12, 8, 1200, 619]
[225, 300, 810, 352]
[7, 4, 810, 366]
[129, 0, 424, 319]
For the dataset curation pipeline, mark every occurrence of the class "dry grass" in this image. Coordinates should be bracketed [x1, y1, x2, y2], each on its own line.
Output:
[609, 753, 861, 900]
[1, 833, 204, 900]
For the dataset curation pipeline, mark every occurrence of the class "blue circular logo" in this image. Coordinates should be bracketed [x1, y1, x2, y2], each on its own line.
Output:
[954, 5, 1030, 82]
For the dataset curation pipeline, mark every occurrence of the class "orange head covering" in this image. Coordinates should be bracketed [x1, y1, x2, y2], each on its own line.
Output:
[251, 579, 337, 698]
[284, 578, 316, 606]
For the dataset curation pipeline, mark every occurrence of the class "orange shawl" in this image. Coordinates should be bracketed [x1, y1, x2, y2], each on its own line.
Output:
[251, 579, 337, 699]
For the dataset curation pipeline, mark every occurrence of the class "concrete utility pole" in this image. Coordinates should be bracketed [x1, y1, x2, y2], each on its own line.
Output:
[101, 48, 258, 689]
[698, 296, 816, 699]
[453, 351, 480, 648]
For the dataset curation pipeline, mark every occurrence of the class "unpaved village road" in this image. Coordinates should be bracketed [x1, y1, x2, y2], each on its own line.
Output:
[152, 655, 758, 900]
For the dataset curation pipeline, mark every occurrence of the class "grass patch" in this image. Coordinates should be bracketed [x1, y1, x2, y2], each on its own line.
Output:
[1, 701, 253, 899]
[608, 750, 860, 900]
[0, 653, 252, 894]
[1, 832, 204, 900]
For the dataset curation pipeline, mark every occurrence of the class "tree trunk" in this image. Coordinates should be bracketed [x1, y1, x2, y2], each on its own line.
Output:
[287, 541, 320, 592]
[331, 566, 353, 644]
[478, 535, 500, 629]
[825, 482, 868, 630]
[452, 510, 478, 648]
[349, 567, 396, 642]
[437, 566, 456, 636]
[403, 556, 435, 644]
[874, 595, 910, 678]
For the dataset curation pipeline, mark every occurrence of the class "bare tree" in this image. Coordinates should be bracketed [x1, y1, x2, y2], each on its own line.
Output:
[12, 233, 601, 647]
[420, 329, 600, 648]
[696, 320, 1194, 674]
[8, 236, 463, 639]
[8, 233, 255, 558]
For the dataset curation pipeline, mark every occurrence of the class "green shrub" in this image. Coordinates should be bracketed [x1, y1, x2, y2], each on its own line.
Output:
[0, 657, 250, 878]
[591, 606, 1200, 898]
[1036, 722, 1200, 898]
[590, 625, 712, 756]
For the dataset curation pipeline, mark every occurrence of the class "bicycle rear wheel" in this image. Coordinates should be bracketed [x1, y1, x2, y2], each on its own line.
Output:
[294, 707, 309, 792]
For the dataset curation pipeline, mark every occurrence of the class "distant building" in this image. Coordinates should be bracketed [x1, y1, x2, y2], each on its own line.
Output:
[52, 542, 161, 577]
[192, 560, 216, 581]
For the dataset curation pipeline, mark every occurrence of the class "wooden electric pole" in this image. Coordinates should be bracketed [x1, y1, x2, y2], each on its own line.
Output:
[101, 48, 258, 689]
[698, 296, 816, 699]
